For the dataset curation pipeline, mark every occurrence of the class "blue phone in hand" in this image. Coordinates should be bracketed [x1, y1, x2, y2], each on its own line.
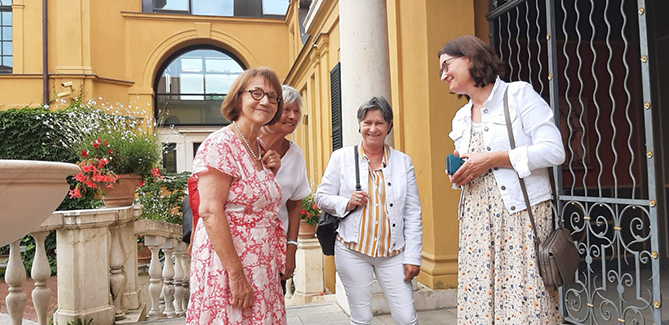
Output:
[446, 153, 464, 175]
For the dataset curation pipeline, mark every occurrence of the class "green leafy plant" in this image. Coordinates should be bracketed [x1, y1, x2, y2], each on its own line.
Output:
[300, 194, 321, 225]
[66, 318, 93, 325]
[34, 98, 162, 200]
[0, 105, 102, 210]
[135, 171, 189, 224]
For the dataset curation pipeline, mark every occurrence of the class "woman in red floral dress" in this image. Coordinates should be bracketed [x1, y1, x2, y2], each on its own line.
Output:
[186, 67, 286, 325]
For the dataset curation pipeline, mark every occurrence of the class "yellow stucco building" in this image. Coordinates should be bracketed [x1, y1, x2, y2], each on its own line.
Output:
[0, 0, 501, 294]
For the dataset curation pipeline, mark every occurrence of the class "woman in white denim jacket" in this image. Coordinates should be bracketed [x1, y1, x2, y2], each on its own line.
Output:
[439, 35, 565, 324]
[315, 96, 422, 325]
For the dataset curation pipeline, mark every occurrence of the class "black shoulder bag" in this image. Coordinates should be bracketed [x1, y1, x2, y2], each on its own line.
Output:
[316, 145, 360, 256]
[503, 86, 579, 288]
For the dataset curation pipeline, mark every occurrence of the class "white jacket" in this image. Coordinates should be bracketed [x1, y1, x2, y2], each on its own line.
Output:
[449, 78, 565, 214]
[315, 145, 423, 266]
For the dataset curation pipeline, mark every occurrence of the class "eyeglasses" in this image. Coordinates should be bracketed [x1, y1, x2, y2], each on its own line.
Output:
[439, 57, 458, 77]
[241, 87, 281, 105]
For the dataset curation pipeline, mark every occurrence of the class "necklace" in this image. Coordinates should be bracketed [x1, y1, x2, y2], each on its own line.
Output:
[232, 121, 261, 161]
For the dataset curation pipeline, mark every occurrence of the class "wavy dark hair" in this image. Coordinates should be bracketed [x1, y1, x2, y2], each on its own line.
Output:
[437, 35, 505, 88]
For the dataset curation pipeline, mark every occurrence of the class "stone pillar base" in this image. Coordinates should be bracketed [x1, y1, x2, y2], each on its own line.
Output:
[55, 305, 115, 325]
[291, 238, 324, 306]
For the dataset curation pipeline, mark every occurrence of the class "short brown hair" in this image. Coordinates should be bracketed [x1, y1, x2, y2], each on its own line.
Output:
[437, 35, 505, 88]
[220, 67, 283, 125]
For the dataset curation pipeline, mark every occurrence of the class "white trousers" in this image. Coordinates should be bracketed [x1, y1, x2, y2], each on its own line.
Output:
[335, 240, 418, 325]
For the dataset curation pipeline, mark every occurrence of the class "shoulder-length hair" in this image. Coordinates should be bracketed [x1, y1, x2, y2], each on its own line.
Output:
[437, 35, 505, 88]
[220, 67, 283, 125]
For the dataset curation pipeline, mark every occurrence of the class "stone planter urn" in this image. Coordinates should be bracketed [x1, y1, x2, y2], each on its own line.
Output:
[101, 174, 142, 207]
[0, 160, 80, 246]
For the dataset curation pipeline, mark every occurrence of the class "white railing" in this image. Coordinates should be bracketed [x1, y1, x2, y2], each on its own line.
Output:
[2, 205, 188, 325]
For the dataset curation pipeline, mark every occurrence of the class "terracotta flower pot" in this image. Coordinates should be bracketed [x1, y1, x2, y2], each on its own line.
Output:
[100, 174, 141, 207]
[137, 242, 151, 264]
[298, 220, 317, 239]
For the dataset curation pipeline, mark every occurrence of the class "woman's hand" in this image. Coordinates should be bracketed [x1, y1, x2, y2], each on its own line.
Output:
[346, 191, 369, 211]
[449, 150, 511, 186]
[228, 268, 254, 309]
[403, 264, 420, 281]
[262, 149, 281, 174]
[281, 248, 296, 281]
[450, 151, 490, 186]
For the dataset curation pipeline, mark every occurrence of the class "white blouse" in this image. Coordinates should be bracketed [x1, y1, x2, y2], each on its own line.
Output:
[275, 141, 311, 232]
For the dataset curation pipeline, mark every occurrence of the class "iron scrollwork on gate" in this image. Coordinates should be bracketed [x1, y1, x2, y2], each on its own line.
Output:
[487, 0, 662, 324]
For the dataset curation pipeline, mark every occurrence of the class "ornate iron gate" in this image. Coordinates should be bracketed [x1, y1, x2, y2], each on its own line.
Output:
[487, 0, 663, 323]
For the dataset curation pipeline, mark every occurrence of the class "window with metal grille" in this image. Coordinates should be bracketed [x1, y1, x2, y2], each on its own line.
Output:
[330, 62, 342, 151]
[0, 0, 12, 74]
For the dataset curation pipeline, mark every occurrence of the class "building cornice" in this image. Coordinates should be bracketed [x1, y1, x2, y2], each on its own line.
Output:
[120, 12, 287, 25]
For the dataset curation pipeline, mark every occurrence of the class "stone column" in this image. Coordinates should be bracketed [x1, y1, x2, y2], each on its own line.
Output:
[122, 206, 142, 311]
[53, 210, 116, 325]
[339, 0, 393, 147]
[337, 0, 404, 313]
[292, 238, 324, 304]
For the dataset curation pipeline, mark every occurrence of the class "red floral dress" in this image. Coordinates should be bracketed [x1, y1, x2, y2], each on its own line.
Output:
[186, 127, 286, 325]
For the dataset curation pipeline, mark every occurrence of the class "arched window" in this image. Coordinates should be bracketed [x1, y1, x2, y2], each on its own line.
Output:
[154, 47, 245, 126]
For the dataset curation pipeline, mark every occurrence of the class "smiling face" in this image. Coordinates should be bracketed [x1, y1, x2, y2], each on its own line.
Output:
[439, 54, 474, 95]
[359, 109, 390, 149]
[238, 76, 279, 126]
[275, 103, 301, 135]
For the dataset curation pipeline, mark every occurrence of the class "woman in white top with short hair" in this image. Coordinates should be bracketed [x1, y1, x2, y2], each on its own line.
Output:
[315, 96, 422, 325]
[259, 85, 311, 292]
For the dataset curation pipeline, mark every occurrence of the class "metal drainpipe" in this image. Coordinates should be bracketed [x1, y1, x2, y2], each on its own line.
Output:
[42, 0, 48, 106]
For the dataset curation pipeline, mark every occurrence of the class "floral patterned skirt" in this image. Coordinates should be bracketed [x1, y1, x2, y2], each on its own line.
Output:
[186, 221, 286, 325]
[457, 130, 560, 325]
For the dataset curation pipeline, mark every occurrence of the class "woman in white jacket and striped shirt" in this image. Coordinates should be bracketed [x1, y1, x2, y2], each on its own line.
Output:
[315, 96, 422, 325]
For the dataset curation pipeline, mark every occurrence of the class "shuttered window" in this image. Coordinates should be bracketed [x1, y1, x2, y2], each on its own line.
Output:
[330, 62, 342, 151]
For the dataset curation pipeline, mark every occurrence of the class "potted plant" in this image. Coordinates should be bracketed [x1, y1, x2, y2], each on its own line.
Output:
[60, 101, 162, 207]
[299, 194, 320, 238]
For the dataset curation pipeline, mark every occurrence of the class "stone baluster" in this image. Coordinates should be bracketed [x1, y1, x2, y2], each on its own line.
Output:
[30, 231, 52, 325]
[144, 235, 165, 318]
[5, 240, 27, 325]
[109, 224, 127, 320]
[161, 238, 176, 318]
[172, 242, 185, 316]
[181, 253, 191, 312]
[159, 290, 165, 313]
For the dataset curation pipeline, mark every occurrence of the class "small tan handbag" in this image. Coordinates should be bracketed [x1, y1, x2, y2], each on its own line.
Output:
[502, 86, 580, 288]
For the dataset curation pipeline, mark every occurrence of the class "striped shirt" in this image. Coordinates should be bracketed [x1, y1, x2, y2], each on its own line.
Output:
[338, 144, 403, 257]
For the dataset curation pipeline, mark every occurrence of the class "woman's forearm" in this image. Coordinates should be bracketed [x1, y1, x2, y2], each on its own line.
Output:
[286, 199, 302, 241]
[203, 213, 244, 275]
[489, 150, 512, 169]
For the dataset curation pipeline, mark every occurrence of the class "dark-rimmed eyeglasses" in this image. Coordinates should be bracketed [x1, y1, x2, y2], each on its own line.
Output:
[241, 87, 281, 105]
[439, 57, 458, 77]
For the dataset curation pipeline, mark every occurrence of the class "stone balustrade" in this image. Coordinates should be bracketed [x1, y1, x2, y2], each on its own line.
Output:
[1, 206, 188, 325]
[134, 219, 190, 320]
